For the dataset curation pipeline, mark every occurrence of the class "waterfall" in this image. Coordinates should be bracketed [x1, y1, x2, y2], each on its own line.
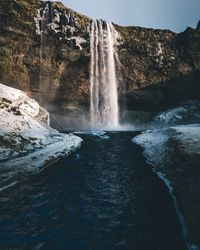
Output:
[90, 20, 119, 130]
[36, 1, 53, 105]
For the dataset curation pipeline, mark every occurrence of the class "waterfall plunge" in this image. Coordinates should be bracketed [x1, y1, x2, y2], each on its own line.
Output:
[90, 20, 120, 130]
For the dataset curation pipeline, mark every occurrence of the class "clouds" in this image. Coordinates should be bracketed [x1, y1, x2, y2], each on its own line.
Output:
[63, 0, 200, 32]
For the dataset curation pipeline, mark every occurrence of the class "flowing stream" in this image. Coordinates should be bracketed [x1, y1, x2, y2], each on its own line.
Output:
[0, 132, 186, 250]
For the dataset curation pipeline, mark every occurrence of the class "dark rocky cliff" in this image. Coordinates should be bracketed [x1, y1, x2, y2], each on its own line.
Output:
[0, 0, 199, 115]
[0, 0, 90, 111]
[116, 24, 200, 111]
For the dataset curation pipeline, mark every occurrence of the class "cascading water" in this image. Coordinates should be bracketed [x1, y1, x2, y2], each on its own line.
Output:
[90, 20, 120, 130]
[35, 2, 53, 105]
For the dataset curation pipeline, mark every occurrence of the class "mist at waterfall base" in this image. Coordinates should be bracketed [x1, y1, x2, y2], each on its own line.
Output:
[49, 109, 147, 132]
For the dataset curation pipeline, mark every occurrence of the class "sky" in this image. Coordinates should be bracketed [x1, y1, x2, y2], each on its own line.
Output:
[62, 0, 200, 32]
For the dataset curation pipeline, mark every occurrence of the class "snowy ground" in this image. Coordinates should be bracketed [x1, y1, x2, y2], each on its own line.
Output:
[154, 100, 200, 126]
[133, 124, 200, 168]
[0, 83, 82, 185]
[170, 125, 200, 156]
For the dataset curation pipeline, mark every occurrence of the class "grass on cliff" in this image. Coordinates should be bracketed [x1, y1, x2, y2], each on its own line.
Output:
[0, 0, 42, 32]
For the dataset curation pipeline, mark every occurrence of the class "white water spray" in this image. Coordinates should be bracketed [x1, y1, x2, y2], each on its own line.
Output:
[90, 20, 120, 129]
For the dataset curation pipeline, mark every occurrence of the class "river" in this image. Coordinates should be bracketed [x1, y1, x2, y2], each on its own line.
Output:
[0, 132, 186, 250]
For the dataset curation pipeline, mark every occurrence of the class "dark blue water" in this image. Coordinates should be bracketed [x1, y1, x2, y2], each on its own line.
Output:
[0, 132, 186, 250]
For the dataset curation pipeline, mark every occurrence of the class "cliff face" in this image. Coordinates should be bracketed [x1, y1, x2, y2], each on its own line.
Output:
[116, 25, 200, 111]
[117, 25, 200, 89]
[0, 0, 199, 115]
[0, 0, 91, 111]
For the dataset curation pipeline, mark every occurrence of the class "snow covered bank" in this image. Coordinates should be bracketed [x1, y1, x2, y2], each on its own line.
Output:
[132, 124, 200, 170]
[0, 83, 82, 184]
[154, 100, 200, 126]
[170, 125, 200, 156]
[132, 124, 200, 249]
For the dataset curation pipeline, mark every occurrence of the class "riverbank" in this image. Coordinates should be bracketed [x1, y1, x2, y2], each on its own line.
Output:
[0, 83, 82, 186]
[133, 124, 200, 249]
[0, 132, 186, 250]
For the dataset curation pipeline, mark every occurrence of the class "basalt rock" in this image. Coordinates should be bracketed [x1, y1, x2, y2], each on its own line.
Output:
[0, 0, 199, 115]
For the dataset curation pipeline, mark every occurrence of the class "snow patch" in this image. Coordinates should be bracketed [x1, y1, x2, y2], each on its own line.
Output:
[171, 124, 200, 156]
[34, 9, 42, 35]
[34, 2, 87, 50]
[74, 131, 106, 137]
[155, 101, 200, 126]
[0, 83, 82, 186]
[132, 129, 170, 167]
[157, 42, 163, 56]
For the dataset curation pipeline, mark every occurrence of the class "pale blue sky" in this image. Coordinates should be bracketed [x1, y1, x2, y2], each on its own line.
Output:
[62, 0, 200, 32]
